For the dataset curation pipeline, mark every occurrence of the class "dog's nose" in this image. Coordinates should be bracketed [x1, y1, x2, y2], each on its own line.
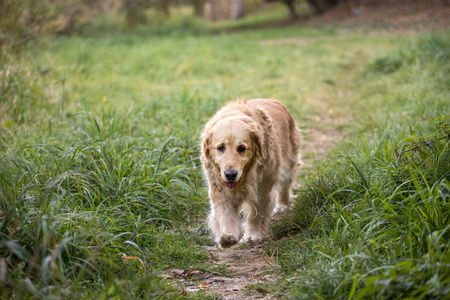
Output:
[224, 169, 238, 181]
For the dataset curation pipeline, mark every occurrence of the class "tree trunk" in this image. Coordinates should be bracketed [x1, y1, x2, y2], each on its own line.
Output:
[283, 0, 297, 19]
[210, 0, 218, 21]
[230, 0, 245, 20]
[158, 0, 170, 15]
[306, 0, 340, 14]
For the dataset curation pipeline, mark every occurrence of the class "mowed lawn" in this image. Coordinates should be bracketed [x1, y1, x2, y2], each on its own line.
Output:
[1, 12, 449, 299]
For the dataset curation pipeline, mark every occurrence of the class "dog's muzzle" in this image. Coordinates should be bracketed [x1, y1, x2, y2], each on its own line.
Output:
[224, 169, 238, 189]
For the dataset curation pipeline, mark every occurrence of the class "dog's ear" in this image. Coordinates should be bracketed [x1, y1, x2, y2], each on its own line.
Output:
[201, 130, 212, 162]
[249, 108, 271, 160]
[255, 108, 272, 128]
[250, 125, 265, 160]
[251, 131, 263, 159]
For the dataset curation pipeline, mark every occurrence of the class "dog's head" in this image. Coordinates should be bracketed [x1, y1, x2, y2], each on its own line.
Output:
[201, 116, 263, 190]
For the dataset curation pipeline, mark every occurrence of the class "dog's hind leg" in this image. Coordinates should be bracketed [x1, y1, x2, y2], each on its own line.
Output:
[272, 153, 301, 215]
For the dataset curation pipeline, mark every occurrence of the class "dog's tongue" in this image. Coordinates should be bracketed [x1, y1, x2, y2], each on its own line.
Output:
[225, 181, 238, 189]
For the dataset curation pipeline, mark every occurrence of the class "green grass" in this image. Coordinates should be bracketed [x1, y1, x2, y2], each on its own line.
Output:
[1, 9, 449, 299]
[267, 32, 450, 299]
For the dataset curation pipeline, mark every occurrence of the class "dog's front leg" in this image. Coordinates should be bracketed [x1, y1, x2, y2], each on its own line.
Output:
[208, 194, 241, 248]
[241, 190, 272, 243]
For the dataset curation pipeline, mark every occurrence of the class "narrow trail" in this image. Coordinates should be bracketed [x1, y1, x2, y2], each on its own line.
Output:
[199, 245, 278, 299]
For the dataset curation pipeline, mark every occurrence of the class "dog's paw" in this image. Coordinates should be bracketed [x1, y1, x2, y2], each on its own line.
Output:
[240, 233, 262, 244]
[219, 234, 238, 248]
[272, 204, 289, 215]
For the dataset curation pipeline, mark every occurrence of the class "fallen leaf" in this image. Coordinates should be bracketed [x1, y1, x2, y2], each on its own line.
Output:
[199, 282, 208, 289]
[251, 242, 264, 249]
[256, 287, 268, 294]
[185, 270, 200, 276]
[205, 277, 225, 283]
[120, 253, 148, 275]
[186, 286, 199, 293]
[206, 247, 219, 260]
[168, 268, 185, 277]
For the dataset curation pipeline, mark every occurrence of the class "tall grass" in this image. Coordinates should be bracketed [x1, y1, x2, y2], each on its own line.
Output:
[0, 94, 214, 297]
[267, 33, 450, 299]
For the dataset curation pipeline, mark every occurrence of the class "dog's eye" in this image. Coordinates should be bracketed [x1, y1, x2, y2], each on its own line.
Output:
[237, 145, 246, 153]
[217, 145, 225, 152]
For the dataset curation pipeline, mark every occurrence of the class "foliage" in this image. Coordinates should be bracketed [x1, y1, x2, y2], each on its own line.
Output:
[0, 0, 54, 49]
[122, 0, 173, 28]
[0, 0, 115, 50]
[267, 33, 450, 299]
[0, 108, 212, 297]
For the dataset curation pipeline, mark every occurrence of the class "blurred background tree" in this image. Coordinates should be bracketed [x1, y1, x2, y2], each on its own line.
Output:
[0, 0, 344, 48]
[306, 0, 339, 14]
[231, 0, 245, 19]
[0, 0, 54, 49]
[0, 0, 118, 48]
[123, 0, 151, 27]
[192, 0, 206, 16]
[270, 0, 340, 19]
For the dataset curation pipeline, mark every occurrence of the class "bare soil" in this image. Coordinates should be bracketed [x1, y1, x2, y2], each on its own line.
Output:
[197, 245, 279, 299]
[309, 0, 450, 31]
[241, 0, 450, 32]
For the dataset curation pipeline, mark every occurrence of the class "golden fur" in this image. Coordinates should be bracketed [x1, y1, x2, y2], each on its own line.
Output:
[201, 99, 301, 248]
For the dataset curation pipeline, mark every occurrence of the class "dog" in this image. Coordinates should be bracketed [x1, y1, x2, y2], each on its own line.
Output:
[201, 99, 300, 248]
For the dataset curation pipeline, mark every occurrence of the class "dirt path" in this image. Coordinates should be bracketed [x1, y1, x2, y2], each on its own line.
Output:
[309, 0, 450, 31]
[198, 245, 279, 299]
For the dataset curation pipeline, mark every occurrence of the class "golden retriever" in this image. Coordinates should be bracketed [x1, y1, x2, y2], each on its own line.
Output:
[201, 99, 300, 248]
